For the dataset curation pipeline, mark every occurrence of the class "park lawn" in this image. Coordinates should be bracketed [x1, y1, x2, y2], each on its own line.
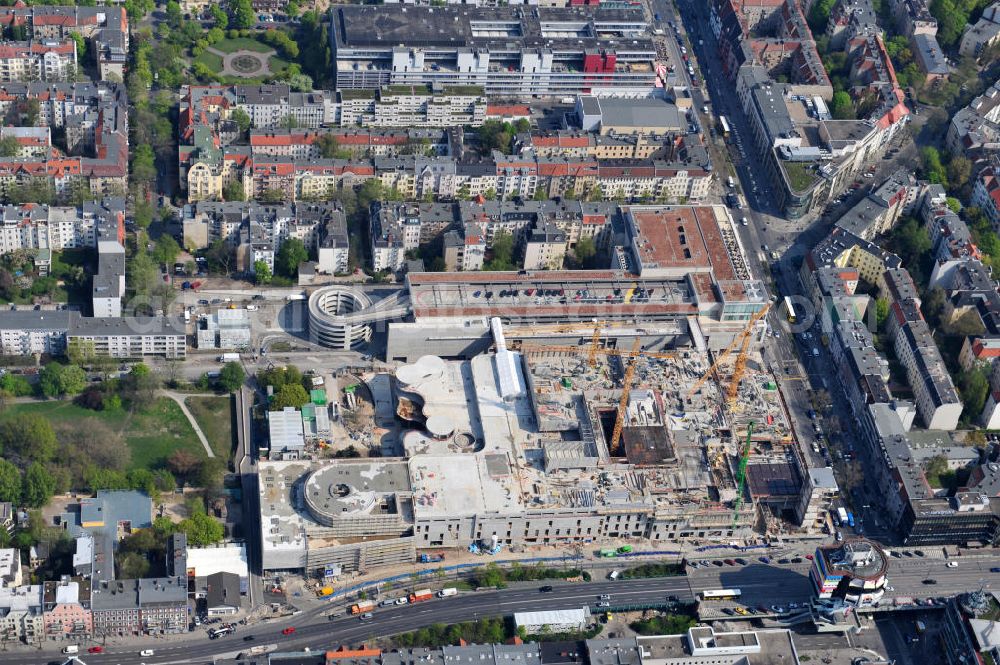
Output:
[186, 395, 234, 460]
[193, 49, 224, 72]
[0, 398, 206, 471]
[213, 37, 274, 54]
[268, 56, 291, 75]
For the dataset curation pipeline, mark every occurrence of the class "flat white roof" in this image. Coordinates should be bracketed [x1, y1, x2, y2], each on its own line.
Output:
[186, 544, 249, 578]
[514, 607, 589, 627]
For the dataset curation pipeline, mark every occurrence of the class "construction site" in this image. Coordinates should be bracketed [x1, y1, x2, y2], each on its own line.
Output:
[260, 312, 833, 574]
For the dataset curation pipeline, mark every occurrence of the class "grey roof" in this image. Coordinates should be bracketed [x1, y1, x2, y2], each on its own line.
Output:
[591, 97, 683, 131]
[913, 33, 949, 76]
[68, 316, 186, 337]
[333, 5, 652, 51]
[0, 309, 73, 331]
[205, 571, 240, 610]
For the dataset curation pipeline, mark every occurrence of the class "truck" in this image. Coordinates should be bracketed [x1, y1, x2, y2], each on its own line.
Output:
[419, 553, 445, 563]
[286, 293, 306, 301]
[836, 507, 849, 526]
[560, 97, 575, 104]
[350, 600, 375, 614]
[218, 353, 240, 362]
[409, 589, 433, 603]
[438, 588, 458, 598]
[317, 587, 334, 597]
[209, 625, 235, 639]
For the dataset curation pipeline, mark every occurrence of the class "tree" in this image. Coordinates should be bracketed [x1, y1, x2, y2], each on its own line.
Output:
[131, 144, 157, 185]
[831, 91, 855, 120]
[38, 363, 64, 398]
[22, 462, 55, 508]
[219, 362, 245, 392]
[875, 297, 890, 330]
[167, 449, 201, 479]
[205, 238, 236, 275]
[253, 260, 272, 285]
[0, 415, 56, 463]
[947, 156, 971, 190]
[231, 107, 251, 134]
[315, 133, 347, 159]
[573, 237, 597, 268]
[270, 383, 309, 410]
[922, 286, 947, 329]
[117, 551, 151, 579]
[152, 235, 181, 267]
[230, 0, 255, 29]
[165, 0, 182, 27]
[0, 459, 20, 504]
[222, 180, 245, 202]
[58, 365, 87, 395]
[178, 508, 224, 546]
[0, 136, 19, 158]
[957, 367, 989, 424]
[807, 0, 837, 32]
[483, 230, 515, 271]
[133, 200, 154, 230]
[208, 4, 229, 28]
[921, 146, 948, 186]
[120, 363, 159, 410]
[0, 374, 30, 397]
[275, 237, 308, 278]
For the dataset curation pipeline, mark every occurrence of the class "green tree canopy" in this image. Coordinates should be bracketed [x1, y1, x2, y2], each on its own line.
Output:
[830, 91, 856, 120]
[0, 459, 21, 504]
[22, 462, 56, 508]
[219, 362, 246, 392]
[275, 238, 308, 278]
[178, 508, 224, 546]
[253, 260, 272, 285]
[152, 235, 181, 267]
[270, 383, 309, 410]
[231, 0, 255, 29]
[0, 414, 57, 464]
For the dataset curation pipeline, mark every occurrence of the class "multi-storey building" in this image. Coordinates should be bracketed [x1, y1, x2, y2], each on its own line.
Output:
[181, 200, 347, 274]
[338, 85, 488, 127]
[42, 579, 91, 639]
[66, 317, 187, 359]
[0, 585, 44, 644]
[330, 6, 659, 96]
[0, 310, 72, 356]
[946, 80, 1000, 159]
[91, 578, 184, 637]
[959, 1, 1000, 57]
[0, 5, 128, 79]
[0, 40, 76, 82]
[0, 82, 128, 199]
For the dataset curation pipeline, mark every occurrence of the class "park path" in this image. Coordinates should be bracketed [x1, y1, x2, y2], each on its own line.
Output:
[161, 390, 216, 458]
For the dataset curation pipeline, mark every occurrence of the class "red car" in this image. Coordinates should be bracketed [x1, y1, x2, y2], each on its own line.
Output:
[805, 554, 814, 560]
[88, 646, 104, 654]
[282, 627, 296, 636]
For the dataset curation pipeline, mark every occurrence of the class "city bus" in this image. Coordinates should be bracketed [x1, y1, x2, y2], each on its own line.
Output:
[784, 296, 797, 324]
[700, 589, 742, 600]
[719, 115, 731, 139]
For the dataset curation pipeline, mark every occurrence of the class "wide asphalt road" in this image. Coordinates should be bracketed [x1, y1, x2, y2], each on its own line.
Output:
[11, 577, 695, 665]
[19, 554, 1000, 665]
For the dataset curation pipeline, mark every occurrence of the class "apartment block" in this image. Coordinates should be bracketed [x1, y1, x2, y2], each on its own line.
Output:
[0, 40, 76, 82]
[0, 198, 124, 255]
[946, 80, 1000, 158]
[331, 6, 658, 96]
[0, 5, 128, 79]
[92, 240, 125, 318]
[0, 585, 44, 644]
[959, 1, 1000, 57]
[91, 577, 187, 637]
[0, 310, 72, 356]
[42, 579, 91, 639]
[66, 317, 187, 359]
[0, 82, 128, 199]
[338, 85, 488, 127]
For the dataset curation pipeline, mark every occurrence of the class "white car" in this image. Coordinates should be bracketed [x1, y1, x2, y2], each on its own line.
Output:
[246, 305, 258, 311]
[946, 561, 958, 568]
[140, 650, 155, 657]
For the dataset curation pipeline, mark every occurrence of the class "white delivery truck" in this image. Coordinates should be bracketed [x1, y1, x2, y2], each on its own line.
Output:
[218, 353, 240, 362]
[438, 587, 458, 598]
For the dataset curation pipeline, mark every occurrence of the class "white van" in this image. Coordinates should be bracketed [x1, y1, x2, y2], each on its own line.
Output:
[62, 646, 79, 655]
[608, 570, 620, 580]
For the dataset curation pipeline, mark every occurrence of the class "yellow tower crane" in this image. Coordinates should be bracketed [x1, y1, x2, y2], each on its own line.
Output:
[686, 305, 771, 400]
[610, 337, 643, 455]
